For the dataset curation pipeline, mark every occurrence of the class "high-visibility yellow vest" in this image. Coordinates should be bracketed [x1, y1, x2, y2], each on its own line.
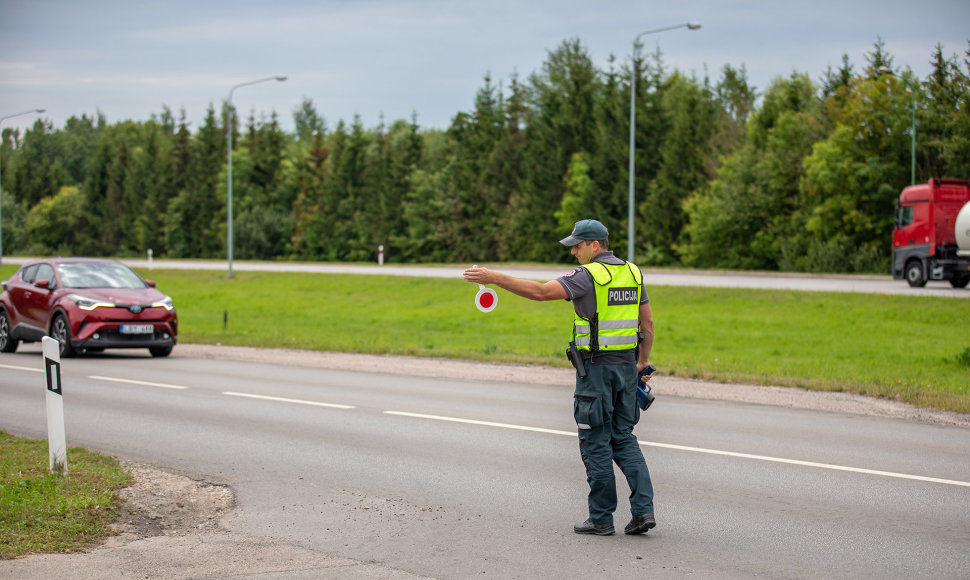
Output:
[573, 261, 642, 352]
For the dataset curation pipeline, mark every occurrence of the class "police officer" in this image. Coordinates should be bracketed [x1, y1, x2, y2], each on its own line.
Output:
[462, 218, 656, 536]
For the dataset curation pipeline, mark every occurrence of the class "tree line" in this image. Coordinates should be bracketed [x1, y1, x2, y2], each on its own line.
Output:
[1, 39, 968, 272]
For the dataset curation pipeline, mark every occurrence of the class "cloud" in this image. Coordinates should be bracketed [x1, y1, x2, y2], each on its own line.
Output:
[1, 0, 967, 132]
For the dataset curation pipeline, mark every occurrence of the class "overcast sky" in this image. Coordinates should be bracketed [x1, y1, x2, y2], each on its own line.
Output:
[1, 0, 967, 134]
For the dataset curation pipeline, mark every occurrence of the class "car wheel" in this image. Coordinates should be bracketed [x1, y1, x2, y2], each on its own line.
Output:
[0, 309, 19, 353]
[149, 346, 173, 358]
[50, 313, 77, 358]
[950, 275, 970, 289]
[905, 261, 926, 288]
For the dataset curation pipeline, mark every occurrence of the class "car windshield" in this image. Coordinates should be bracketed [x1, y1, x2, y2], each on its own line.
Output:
[56, 262, 147, 289]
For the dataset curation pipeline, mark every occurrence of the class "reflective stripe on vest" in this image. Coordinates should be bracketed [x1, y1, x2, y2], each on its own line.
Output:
[573, 261, 642, 352]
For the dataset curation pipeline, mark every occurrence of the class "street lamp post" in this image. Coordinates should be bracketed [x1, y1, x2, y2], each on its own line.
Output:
[627, 22, 700, 262]
[906, 83, 916, 185]
[879, 67, 916, 185]
[226, 76, 287, 278]
[0, 108, 45, 267]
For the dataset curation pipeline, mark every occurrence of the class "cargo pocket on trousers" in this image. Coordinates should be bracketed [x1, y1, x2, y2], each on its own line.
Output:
[574, 395, 603, 431]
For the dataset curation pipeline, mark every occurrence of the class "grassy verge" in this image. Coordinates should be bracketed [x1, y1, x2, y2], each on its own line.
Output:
[1, 264, 968, 413]
[136, 268, 970, 413]
[0, 431, 132, 559]
[654, 287, 970, 412]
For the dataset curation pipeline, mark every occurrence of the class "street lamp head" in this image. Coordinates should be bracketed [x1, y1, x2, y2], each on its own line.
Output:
[36, 109, 46, 114]
[627, 20, 701, 262]
[275, 76, 288, 82]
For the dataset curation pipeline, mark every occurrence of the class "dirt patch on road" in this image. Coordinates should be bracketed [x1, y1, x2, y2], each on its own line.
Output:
[6, 462, 422, 579]
[105, 461, 233, 546]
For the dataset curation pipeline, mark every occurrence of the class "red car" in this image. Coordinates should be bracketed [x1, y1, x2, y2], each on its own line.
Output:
[0, 258, 177, 357]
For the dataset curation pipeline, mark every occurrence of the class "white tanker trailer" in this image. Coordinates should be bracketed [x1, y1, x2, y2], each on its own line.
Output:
[957, 200, 970, 258]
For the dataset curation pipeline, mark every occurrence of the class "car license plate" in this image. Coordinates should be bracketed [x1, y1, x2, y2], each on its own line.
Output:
[120, 324, 154, 335]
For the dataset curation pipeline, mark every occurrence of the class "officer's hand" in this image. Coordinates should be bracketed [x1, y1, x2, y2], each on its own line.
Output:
[462, 266, 492, 284]
[637, 361, 654, 379]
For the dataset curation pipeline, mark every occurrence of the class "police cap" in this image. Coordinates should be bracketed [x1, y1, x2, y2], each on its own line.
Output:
[559, 219, 609, 247]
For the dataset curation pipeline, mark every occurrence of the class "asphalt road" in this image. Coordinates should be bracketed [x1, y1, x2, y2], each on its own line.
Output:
[5, 256, 970, 297]
[2, 347, 968, 579]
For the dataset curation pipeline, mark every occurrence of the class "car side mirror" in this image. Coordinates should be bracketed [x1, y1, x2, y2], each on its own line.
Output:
[34, 279, 51, 289]
[145, 280, 157, 288]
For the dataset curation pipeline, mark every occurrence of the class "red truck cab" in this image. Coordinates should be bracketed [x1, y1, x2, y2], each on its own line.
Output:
[892, 178, 970, 288]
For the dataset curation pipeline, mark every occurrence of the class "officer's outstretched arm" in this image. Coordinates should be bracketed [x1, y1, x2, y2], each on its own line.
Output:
[462, 267, 567, 302]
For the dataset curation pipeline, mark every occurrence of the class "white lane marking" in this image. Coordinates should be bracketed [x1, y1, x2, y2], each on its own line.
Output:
[223, 391, 355, 409]
[384, 411, 970, 488]
[384, 411, 576, 436]
[0, 363, 43, 373]
[89, 375, 190, 390]
[643, 441, 970, 487]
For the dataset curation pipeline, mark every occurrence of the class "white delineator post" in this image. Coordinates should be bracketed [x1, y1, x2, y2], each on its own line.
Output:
[42, 336, 67, 474]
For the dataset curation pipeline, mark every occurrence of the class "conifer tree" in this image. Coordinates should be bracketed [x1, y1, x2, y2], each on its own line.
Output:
[512, 39, 599, 262]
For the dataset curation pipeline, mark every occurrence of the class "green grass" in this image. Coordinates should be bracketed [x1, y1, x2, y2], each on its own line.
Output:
[2, 264, 968, 413]
[653, 287, 970, 412]
[138, 267, 970, 413]
[158, 268, 577, 362]
[0, 431, 132, 559]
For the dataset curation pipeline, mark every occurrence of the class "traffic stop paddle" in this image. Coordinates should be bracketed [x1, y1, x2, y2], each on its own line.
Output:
[472, 265, 497, 313]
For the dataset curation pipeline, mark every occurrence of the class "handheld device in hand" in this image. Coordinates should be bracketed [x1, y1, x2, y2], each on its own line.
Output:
[636, 364, 657, 411]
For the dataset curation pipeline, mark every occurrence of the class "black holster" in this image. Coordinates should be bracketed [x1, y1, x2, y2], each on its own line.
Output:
[566, 341, 587, 378]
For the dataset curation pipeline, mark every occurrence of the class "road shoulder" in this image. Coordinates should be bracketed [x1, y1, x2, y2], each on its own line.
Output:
[1, 458, 431, 579]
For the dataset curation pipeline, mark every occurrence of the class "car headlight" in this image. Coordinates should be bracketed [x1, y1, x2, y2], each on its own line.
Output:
[67, 294, 116, 311]
[151, 296, 174, 311]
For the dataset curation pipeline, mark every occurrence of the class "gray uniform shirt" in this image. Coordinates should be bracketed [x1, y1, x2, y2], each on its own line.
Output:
[556, 251, 649, 364]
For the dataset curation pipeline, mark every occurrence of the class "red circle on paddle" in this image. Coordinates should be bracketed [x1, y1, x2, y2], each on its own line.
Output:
[475, 288, 497, 313]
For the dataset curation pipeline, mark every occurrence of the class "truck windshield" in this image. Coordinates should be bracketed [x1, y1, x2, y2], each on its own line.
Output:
[895, 204, 914, 229]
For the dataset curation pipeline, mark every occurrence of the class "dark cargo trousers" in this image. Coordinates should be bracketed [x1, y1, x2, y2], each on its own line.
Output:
[573, 361, 654, 525]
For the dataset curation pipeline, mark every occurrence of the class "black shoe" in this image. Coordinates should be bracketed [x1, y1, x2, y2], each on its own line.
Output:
[574, 518, 615, 536]
[624, 513, 656, 535]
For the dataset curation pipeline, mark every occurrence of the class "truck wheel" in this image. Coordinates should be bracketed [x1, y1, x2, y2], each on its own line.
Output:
[951, 275, 970, 289]
[905, 261, 927, 287]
